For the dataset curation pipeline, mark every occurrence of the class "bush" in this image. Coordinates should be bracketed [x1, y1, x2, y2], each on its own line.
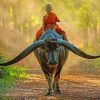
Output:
[0, 53, 28, 94]
[0, 54, 9, 79]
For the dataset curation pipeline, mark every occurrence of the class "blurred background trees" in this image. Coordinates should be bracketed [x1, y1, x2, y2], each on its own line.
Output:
[0, 0, 100, 67]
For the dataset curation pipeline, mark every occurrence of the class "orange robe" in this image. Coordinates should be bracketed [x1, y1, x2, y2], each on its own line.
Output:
[36, 12, 65, 39]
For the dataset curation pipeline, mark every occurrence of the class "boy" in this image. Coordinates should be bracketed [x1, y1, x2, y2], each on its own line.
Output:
[35, 4, 67, 40]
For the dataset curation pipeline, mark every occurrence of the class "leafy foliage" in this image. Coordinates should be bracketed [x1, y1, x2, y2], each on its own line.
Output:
[0, 53, 28, 94]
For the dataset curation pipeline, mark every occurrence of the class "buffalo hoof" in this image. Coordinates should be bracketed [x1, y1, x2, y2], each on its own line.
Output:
[45, 89, 54, 96]
[55, 89, 61, 94]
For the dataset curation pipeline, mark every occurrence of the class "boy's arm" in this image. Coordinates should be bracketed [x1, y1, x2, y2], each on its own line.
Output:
[55, 13, 60, 22]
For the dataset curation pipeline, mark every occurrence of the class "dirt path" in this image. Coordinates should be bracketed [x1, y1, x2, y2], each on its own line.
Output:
[3, 70, 100, 100]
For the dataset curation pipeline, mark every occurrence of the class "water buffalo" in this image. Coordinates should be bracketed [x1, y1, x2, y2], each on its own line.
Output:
[0, 29, 100, 96]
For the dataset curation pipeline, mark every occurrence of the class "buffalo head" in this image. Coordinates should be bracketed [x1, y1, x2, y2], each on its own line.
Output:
[44, 39, 59, 67]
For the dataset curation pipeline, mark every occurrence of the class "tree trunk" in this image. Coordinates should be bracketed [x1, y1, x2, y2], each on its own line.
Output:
[82, 27, 89, 48]
[93, 16, 98, 47]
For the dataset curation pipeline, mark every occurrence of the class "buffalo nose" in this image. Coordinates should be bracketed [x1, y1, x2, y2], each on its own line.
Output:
[49, 61, 57, 65]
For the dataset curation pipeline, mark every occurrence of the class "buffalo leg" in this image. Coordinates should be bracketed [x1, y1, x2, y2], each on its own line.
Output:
[53, 66, 62, 94]
[53, 73, 61, 94]
[41, 67, 54, 96]
[45, 73, 54, 96]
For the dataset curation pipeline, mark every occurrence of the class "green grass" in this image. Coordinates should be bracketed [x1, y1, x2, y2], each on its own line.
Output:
[0, 53, 28, 95]
[0, 75, 14, 95]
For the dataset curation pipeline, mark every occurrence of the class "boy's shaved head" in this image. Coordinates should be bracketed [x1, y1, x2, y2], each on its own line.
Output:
[45, 4, 53, 12]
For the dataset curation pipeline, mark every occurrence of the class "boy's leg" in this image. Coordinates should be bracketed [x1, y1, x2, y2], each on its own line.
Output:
[35, 27, 44, 40]
[63, 33, 67, 40]
[55, 27, 67, 40]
